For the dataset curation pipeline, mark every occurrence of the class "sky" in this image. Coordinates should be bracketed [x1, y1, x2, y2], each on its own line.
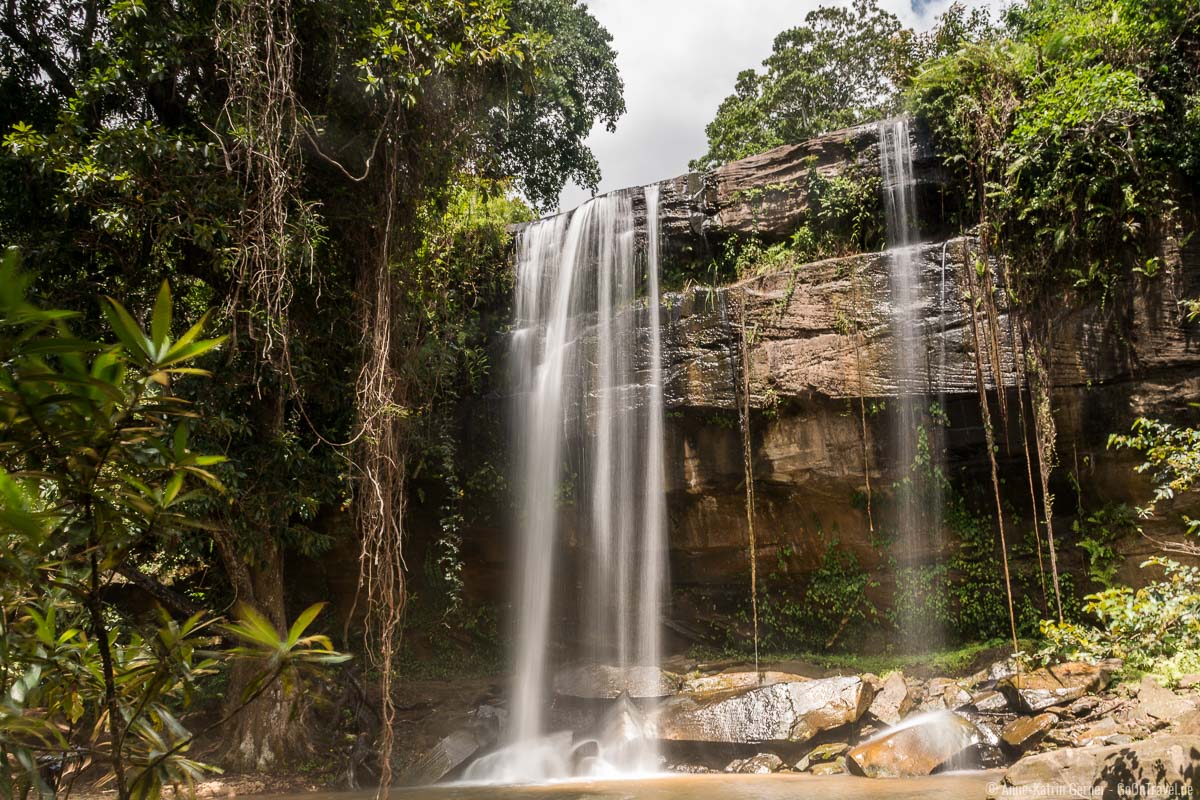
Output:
[558, 0, 1005, 210]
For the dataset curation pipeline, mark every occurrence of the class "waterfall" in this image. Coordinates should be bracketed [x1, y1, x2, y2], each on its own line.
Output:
[469, 187, 666, 783]
[880, 117, 945, 648]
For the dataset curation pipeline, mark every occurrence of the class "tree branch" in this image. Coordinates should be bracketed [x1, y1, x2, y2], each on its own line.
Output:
[0, 6, 76, 99]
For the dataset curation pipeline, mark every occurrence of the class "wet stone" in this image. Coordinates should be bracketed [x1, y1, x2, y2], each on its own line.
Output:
[653, 676, 873, 744]
[554, 664, 682, 699]
[1000, 712, 1057, 753]
[847, 711, 984, 778]
[682, 671, 809, 695]
[725, 753, 785, 774]
[999, 662, 1109, 713]
[868, 672, 915, 726]
[794, 742, 850, 772]
[810, 758, 847, 775]
[971, 690, 1009, 713]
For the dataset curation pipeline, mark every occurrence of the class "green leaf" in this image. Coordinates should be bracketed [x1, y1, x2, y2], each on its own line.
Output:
[102, 297, 151, 359]
[163, 471, 184, 506]
[157, 336, 226, 368]
[286, 602, 326, 648]
[150, 281, 172, 356]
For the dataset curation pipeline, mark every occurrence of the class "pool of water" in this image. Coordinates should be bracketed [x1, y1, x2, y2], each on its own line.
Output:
[245, 772, 1001, 800]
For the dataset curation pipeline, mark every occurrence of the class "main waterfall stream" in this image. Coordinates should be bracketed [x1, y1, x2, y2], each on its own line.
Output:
[880, 117, 945, 648]
[467, 186, 667, 782]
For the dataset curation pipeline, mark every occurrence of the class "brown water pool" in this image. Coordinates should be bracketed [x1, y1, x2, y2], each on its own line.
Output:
[244, 771, 1001, 800]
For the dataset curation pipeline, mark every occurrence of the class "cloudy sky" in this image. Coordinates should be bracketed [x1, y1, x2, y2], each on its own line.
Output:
[558, 0, 1005, 210]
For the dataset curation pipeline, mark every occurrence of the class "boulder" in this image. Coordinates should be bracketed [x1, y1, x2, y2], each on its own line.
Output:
[1000, 662, 1110, 713]
[725, 753, 784, 774]
[1139, 676, 1196, 722]
[1178, 674, 1200, 690]
[554, 664, 681, 699]
[594, 694, 652, 768]
[682, 670, 808, 694]
[992, 735, 1200, 800]
[810, 759, 848, 775]
[1173, 709, 1200, 735]
[847, 711, 985, 778]
[404, 727, 490, 785]
[868, 672, 915, 726]
[1067, 695, 1100, 717]
[1000, 713, 1057, 753]
[971, 690, 1009, 713]
[652, 676, 873, 744]
[943, 684, 973, 710]
[794, 741, 850, 772]
[1061, 716, 1120, 747]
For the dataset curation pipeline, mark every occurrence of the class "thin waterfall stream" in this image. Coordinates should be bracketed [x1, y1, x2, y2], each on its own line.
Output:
[467, 186, 667, 783]
[880, 117, 945, 648]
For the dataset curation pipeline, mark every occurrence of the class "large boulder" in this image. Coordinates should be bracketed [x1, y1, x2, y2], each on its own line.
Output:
[999, 662, 1112, 713]
[868, 672, 915, 726]
[553, 664, 681, 699]
[683, 670, 809, 694]
[992, 735, 1200, 800]
[847, 711, 985, 778]
[652, 676, 873, 744]
[1139, 676, 1196, 722]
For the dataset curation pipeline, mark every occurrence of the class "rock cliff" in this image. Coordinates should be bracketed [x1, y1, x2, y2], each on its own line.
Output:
[434, 121, 1200, 649]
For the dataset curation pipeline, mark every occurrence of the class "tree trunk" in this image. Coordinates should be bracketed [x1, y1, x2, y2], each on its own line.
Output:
[219, 538, 311, 771]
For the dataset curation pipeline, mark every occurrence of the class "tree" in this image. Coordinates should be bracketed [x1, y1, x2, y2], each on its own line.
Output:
[690, 0, 992, 171]
[1, 0, 624, 775]
[691, 0, 904, 171]
[0, 250, 347, 798]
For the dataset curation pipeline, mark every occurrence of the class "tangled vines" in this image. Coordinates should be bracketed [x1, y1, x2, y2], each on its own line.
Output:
[215, 0, 313, 364]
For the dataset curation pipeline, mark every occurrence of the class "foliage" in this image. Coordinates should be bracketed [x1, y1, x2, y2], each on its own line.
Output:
[0, 251, 346, 798]
[1038, 557, 1200, 678]
[1072, 503, 1137, 588]
[692, 0, 991, 171]
[690, 0, 902, 171]
[909, 0, 1200, 303]
[2, 0, 622, 771]
[1110, 417, 1200, 538]
[746, 538, 879, 652]
[673, 161, 883, 289]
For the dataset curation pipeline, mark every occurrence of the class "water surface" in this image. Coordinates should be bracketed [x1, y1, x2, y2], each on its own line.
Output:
[246, 772, 999, 800]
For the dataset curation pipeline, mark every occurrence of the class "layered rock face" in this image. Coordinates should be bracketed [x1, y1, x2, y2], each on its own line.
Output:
[638, 125, 1200, 623]
[429, 122, 1200, 646]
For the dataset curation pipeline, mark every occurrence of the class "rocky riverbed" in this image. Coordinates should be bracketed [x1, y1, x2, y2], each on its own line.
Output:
[407, 657, 1200, 797]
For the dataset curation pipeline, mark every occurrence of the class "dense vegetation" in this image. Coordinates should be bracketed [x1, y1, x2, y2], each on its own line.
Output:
[0, 0, 621, 793]
[3, 0, 1200, 793]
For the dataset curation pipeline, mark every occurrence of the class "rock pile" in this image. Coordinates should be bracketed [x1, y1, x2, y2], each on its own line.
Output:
[408, 659, 1200, 786]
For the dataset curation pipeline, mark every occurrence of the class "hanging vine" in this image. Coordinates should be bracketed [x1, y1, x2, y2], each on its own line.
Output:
[215, 0, 315, 364]
[849, 259, 875, 532]
[736, 288, 760, 672]
[962, 243, 1020, 658]
[1023, 322, 1065, 622]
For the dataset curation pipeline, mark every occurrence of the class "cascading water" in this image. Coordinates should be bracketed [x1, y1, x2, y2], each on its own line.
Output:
[467, 186, 667, 783]
[880, 117, 945, 648]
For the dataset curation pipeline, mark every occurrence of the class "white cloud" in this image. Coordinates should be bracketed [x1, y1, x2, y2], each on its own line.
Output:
[557, 0, 1005, 210]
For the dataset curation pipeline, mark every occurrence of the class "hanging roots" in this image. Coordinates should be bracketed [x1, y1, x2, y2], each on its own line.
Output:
[1023, 320, 1065, 622]
[216, 0, 314, 362]
[737, 288, 760, 673]
[350, 130, 409, 794]
[962, 242, 1021, 659]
